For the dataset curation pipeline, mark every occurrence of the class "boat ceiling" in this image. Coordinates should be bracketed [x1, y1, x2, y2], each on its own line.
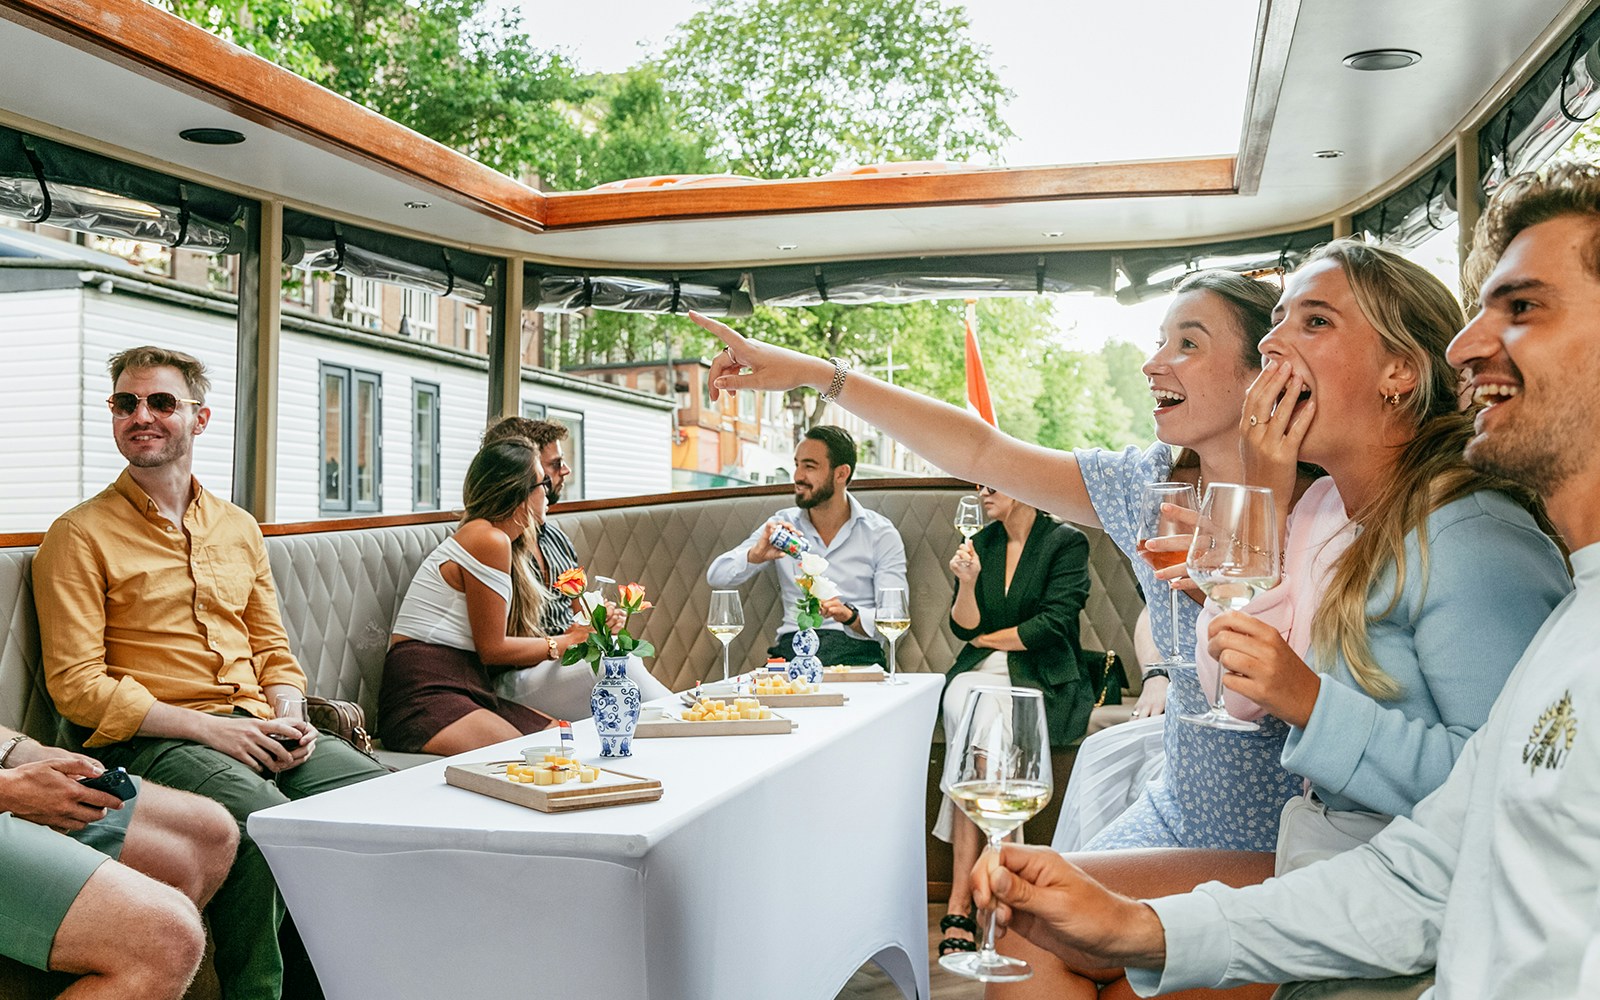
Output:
[0, 0, 1586, 271]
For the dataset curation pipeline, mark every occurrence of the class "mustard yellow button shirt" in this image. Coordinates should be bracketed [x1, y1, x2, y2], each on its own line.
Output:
[33, 469, 306, 747]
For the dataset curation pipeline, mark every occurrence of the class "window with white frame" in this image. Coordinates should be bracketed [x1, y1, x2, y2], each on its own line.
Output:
[462, 305, 478, 352]
[321, 363, 382, 514]
[412, 380, 441, 511]
[344, 277, 382, 330]
[402, 288, 438, 342]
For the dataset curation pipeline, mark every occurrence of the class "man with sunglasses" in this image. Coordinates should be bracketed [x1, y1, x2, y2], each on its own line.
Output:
[478, 416, 671, 719]
[32, 346, 388, 1000]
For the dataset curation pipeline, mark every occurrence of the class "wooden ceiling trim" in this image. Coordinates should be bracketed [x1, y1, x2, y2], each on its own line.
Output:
[542, 157, 1239, 229]
[0, 0, 548, 232]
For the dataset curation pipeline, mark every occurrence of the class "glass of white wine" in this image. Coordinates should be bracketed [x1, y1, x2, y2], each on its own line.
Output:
[707, 590, 744, 682]
[940, 685, 1051, 982]
[954, 494, 984, 539]
[1135, 481, 1198, 666]
[876, 587, 910, 685]
[1179, 483, 1278, 731]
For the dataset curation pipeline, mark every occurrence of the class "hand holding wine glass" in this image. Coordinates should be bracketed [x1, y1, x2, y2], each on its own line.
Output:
[876, 587, 910, 685]
[954, 495, 984, 540]
[940, 686, 1052, 982]
[1180, 484, 1278, 731]
[707, 590, 744, 682]
[1135, 482, 1199, 665]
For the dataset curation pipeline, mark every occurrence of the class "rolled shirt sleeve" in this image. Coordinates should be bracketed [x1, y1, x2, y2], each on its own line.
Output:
[706, 522, 770, 589]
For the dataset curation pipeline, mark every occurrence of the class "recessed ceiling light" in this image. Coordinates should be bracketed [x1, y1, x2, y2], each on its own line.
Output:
[777, 243, 798, 250]
[1313, 149, 1345, 159]
[1343, 49, 1421, 72]
[179, 127, 245, 145]
[404, 200, 432, 209]
[1042, 231, 1064, 238]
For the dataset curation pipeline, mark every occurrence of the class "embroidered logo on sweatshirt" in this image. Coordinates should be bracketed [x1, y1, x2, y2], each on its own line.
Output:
[1522, 690, 1577, 775]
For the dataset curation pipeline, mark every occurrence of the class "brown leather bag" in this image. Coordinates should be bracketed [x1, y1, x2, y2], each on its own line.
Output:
[306, 696, 375, 755]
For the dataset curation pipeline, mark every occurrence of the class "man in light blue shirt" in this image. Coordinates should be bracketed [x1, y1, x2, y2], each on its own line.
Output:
[707, 426, 908, 666]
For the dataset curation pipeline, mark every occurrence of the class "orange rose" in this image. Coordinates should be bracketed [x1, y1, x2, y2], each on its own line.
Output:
[619, 582, 647, 612]
[553, 566, 588, 598]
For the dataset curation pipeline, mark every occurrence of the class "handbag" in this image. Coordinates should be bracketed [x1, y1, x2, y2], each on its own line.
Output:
[1082, 649, 1126, 707]
[306, 696, 376, 756]
[1275, 791, 1393, 877]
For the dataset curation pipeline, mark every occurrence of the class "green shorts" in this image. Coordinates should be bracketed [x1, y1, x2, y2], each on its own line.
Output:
[0, 779, 139, 971]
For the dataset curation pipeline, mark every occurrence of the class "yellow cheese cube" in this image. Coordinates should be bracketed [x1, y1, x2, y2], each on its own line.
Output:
[580, 767, 598, 782]
[531, 768, 554, 785]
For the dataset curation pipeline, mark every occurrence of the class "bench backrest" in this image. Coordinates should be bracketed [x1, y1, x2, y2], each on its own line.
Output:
[0, 485, 1144, 741]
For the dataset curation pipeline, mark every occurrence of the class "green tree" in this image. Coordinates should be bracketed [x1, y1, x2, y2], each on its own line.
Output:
[1098, 339, 1157, 442]
[1032, 345, 1141, 453]
[661, 0, 1013, 177]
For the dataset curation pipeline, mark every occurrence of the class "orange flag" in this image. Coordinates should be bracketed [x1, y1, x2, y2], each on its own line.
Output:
[964, 299, 998, 428]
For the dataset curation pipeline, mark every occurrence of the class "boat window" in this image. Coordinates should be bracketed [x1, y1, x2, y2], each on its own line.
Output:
[412, 381, 442, 512]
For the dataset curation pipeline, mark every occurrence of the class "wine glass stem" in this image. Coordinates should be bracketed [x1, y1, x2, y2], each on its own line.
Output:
[889, 639, 897, 679]
[978, 831, 1005, 962]
[1167, 588, 1184, 663]
[722, 642, 730, 682]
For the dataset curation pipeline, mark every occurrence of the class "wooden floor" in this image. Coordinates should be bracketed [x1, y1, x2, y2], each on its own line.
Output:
[833, 904, 987, 1000]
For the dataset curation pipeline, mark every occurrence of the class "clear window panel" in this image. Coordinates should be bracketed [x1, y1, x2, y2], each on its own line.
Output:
[354, 374, 380, 509]
[413, 381, 440, 511]
[321, 368, 346, 507]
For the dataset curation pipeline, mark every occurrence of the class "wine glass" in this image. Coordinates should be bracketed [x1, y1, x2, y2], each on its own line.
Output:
[272, 693, 308, 783]
[940, 686, 1052, 982]
[1135, 482, 1199, 666]
[707, 590, 744, 682]
[954, 495, 984, 539]
[876, 587, 910, 685]
[1179, 483, 1278, 731]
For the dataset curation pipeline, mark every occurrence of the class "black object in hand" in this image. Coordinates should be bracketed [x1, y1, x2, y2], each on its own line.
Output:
[271, 734, 303, 749]
[78, 766, 137, 801]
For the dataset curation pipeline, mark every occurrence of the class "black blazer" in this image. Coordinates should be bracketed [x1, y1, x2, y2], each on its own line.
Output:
[947, 511, 1092, 747]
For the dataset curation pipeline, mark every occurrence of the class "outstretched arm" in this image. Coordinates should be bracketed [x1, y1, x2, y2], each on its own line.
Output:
[691, 312, 1101, 528]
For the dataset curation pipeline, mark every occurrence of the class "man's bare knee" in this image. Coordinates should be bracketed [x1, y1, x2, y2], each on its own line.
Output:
[52, 862, 205, 995]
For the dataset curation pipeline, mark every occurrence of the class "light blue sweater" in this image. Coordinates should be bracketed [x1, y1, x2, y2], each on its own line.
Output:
[1282, 489, 1571, 816]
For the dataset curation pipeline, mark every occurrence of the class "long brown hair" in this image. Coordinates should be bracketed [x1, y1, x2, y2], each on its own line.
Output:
[461, 440, 547, 637]
[1306, 240, 1542, 699]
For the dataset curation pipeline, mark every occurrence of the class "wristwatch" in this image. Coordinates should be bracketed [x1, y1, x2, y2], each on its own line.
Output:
[821, 357, 850, 401]
[1141, 667, 1170, 682]
[0, 734, 32, 768]
[842, 603, 860, 627]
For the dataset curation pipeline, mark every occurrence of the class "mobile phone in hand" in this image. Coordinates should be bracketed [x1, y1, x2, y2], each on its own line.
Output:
[78, 766, 137, 801]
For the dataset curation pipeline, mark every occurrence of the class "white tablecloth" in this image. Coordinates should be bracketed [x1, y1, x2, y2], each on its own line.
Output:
[249, 674, 942, 1000]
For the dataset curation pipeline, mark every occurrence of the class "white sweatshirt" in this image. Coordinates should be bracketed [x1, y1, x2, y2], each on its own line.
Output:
[1130, 542, 1600, 999]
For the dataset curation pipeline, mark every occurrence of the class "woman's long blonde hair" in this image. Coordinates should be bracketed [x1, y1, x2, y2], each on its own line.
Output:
[461, 440, 549, 637]
[1307, 240, 1541, 699]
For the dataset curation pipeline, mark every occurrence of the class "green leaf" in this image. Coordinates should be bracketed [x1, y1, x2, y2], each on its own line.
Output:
[591, 605, 608, 631]
[633, 640, 655, 659]
[560, 645, 588, 667]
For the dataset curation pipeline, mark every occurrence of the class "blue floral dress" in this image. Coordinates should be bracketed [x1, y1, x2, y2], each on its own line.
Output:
[1074, 444, 1301, 851]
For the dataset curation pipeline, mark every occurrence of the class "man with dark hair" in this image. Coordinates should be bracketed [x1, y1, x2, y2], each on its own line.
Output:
[480, 415, 670, 717]
[968, 161, 1600, 1000]
[708, 424, 907, 666]
[33, 346, 389, 1000]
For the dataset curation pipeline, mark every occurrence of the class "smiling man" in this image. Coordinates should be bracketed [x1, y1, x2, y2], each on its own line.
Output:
[32, 346, 388, 1000]
[707, 425, 907, 666]
[966, 161, 1600, 1000]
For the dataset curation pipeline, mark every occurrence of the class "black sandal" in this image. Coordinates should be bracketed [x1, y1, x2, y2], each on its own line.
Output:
[937, 912, 979, 956]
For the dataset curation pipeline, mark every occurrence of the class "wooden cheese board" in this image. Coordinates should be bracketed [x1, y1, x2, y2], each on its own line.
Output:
[819, 665, 888, 682]
[692, 683, 846, 708]
[444, 760, 663, 812]
[633, 712, 797, 738]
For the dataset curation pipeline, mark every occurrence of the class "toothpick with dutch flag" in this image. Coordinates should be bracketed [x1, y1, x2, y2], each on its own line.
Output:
[964, 298, 998, 428]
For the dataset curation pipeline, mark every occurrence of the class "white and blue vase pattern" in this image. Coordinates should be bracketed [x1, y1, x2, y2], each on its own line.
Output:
[590, 655, 642, 757]
[787, 627, 823, 684]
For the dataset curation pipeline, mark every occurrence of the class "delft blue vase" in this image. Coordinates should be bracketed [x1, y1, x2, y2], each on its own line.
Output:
[787, 627, 823, 684]
[591, 654, 642, 757]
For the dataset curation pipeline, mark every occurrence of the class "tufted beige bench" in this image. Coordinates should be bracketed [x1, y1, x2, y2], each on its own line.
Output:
[2, 481, 1144, 753]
